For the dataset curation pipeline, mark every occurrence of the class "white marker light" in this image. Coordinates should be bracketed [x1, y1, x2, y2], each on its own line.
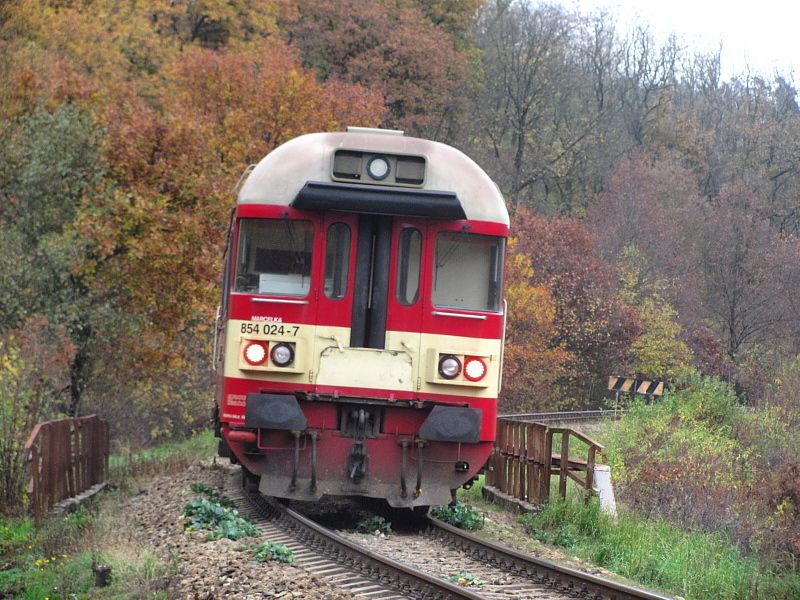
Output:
[367, 156, 390, 180]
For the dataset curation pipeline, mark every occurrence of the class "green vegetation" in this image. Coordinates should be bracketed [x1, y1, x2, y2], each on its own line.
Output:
[447, 572, 487, 586]
[0, 517, 33, 555]
[253, 541, 294, 563]
[0, 500, 171, 599]
[514, 374, 800, 599]
[182, 498, 258, 541]
[456, 475, 486, 505]
[606, 374, 800, 562]
[522, 496, 800, 600]
[354, 515, 392, 535]
[431, 504, 484, 531]
[110, 430, 216, 484]
[188, 482, 235, 508]
[0, 435, 218, 599]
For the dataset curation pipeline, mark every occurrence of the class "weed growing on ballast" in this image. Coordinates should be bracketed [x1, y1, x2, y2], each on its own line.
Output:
[431, 504, 484, 530]
[253, 541, 294, 563]
[189, 483, 235, 507]
[182, 486, 258, 541]
[354, 515, 392, 535]
[447, 572, 487, 586]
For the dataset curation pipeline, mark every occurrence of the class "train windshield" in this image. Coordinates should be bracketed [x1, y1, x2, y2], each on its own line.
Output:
[433, 232, 504, 312]
[234, 219, 313, 296]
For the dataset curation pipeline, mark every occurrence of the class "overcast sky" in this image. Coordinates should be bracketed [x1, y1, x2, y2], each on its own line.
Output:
[560, 0, 798, 81]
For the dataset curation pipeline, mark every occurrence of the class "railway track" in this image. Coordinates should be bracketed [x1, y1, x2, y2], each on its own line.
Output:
[424, 516, 672, 600]
[228, 472, 673, 600]
[230, 484, 483, 599]
[499, 410, 627, 423]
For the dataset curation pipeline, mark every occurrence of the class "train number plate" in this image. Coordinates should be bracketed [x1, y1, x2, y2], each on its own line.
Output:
[240, 322, 299, 336]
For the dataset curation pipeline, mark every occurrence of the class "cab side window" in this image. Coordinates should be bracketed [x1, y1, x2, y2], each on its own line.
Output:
[324, 223, 351, 299]
[396, 228, 421, 306]
[433, 232, 503, 312]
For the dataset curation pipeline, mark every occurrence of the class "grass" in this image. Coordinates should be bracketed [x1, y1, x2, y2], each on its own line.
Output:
[522, 495, 800, 600]
[1, 429, 217, 599]
[109, 429, 217, 484]
[464, 465, 799, 599]
[456, 473, 487, 505]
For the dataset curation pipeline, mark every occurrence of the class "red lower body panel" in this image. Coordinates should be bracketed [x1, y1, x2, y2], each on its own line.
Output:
[224, 423, 491, 507]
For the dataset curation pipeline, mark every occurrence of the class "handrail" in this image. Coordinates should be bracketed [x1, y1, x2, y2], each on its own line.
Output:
[546, 426, 604, 453]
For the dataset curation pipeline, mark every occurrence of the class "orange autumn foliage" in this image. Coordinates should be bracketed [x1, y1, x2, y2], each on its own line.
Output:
[501, 246, 572, 411]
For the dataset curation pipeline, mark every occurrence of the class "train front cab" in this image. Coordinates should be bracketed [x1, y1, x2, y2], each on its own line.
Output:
[215, 132, 508, 508]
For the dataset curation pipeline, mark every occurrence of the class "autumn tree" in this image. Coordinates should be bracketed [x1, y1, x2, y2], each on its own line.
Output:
[0, 106, 106, 416]
[617, 247, 694, 381]
[588, 152, 705, 303]
[512, 210, 639, 403]
[471, 1, 576, 211]
[145, 0, 294, 47]
[617, 27, 678, 147]
[467, 1, 634, 213]
[501, 248, 571, 411]
[698, 185, 800, 363]
[280, 0, 475, 134]
[0, 318, 75, 513]
[0, 0, 385, 441]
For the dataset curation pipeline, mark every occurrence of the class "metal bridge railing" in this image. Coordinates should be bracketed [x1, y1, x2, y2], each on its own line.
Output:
[498, 409, 626, 423]
[24, 415, 109, 522]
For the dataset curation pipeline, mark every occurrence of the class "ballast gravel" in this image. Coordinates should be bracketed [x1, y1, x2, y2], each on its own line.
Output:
[126, 461, 355, 599]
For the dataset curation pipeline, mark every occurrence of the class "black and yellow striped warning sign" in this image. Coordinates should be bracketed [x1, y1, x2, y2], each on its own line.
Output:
[607, 376, 664, 396]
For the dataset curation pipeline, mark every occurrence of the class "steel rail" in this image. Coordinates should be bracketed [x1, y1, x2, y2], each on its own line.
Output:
[499, 410, 627, 423]
[426, 516, 674, 600]
[243, 490, 485, 600]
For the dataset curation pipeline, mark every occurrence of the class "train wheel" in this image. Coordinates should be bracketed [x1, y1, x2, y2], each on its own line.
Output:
[412, 505, 429, 516]
[241, 467, 260, 494]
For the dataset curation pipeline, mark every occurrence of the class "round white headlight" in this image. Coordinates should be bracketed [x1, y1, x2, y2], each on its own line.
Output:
[438, 355, 462, 380]
[270, 343, 295, 367]
[367, 156, 390, 180]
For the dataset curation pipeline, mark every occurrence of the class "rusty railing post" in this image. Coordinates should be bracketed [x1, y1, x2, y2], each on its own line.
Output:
[586, 444, 597, 499]
[559, 430, 569, 499]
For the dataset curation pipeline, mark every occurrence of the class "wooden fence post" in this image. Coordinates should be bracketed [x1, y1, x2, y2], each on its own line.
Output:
[559, 430, 569, 499]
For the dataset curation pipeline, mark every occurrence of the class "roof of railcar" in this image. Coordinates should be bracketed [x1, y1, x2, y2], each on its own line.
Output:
[237, 130, 509, 226]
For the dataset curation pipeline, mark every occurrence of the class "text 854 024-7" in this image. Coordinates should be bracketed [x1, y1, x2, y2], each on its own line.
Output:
[240, 323, 299, 336]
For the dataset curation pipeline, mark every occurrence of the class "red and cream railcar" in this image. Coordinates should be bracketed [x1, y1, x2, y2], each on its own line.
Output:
[214, 127, 509, 507]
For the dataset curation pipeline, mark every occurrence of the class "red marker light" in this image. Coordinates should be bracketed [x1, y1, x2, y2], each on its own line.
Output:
[243, 341, 268, 365]
[463, 356, 487, 381]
